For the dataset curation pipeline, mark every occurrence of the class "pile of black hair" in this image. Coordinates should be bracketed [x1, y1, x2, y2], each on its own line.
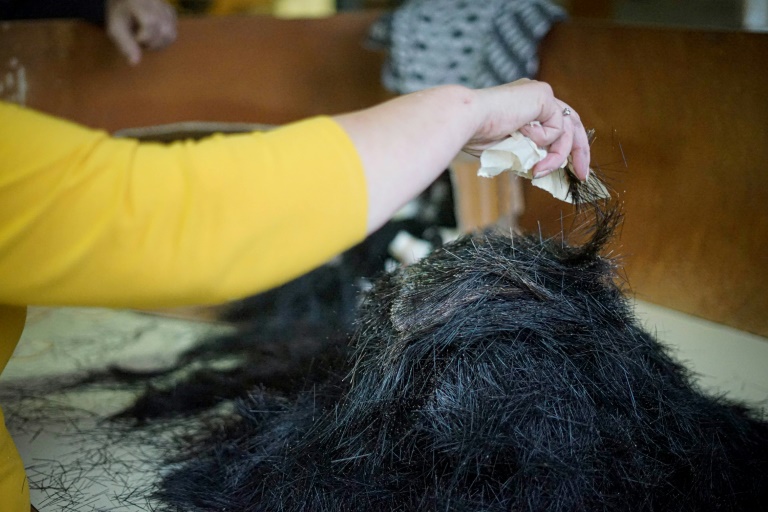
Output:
[150, 206, 768, 512]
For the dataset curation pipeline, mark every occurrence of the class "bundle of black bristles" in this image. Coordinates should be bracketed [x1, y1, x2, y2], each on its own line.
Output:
[147, 199, 767, 512]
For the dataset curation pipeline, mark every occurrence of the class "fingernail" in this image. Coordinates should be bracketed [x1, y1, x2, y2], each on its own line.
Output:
[534, 169, 555, 179]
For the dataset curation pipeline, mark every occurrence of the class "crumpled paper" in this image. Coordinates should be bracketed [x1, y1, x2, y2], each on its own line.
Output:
[477, 132, 609, 203]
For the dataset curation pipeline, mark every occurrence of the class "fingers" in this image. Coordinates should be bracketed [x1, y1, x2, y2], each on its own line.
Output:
[107, 7, 142, 65]
[519, 89, 591, 181]
[106, 0, 177, 65]
[532, 113, 573, 177]
[134, 0, 177, 50]
[566, 106, 591, 181]
[518, 92, 566, 150]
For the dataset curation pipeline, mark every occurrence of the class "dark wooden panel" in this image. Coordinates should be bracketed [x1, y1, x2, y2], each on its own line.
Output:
[521, 21, 768, 337]
[0, 11, 389, 131]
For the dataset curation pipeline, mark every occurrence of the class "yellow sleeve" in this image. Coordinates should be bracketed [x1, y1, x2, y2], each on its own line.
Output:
[0, 102, 368, 308]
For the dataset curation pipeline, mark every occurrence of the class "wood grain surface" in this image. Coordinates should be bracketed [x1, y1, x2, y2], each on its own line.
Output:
[523, 21, 768, 337]
[0, 11, 389, 131]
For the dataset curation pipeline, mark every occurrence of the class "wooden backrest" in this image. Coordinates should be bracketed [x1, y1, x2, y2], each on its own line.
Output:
[523, 21, 768, 337]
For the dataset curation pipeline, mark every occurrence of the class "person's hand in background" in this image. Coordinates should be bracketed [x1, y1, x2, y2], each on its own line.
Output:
[106, 0, 177, 65]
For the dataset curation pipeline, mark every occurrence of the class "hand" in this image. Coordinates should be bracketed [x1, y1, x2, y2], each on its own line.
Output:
[106, 0, 177, 65]
[335, 81, 591, 234]
[464, 79, 591, 181]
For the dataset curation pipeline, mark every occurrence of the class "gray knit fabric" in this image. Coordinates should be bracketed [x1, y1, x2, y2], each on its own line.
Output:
[368, 0, 566, 93]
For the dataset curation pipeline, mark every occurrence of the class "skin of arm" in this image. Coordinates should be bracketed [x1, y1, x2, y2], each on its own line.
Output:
[335, 79, 590, 234]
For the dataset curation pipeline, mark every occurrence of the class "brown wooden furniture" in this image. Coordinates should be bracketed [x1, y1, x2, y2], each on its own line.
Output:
[2, 15, 766, 337]
[524, 22, 768, 338]
[0, 11, 389, 130]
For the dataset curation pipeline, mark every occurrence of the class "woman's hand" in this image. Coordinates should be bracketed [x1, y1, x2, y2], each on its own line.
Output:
[464, 79, 590, 180]
[335, 81, 590, 234]
[106, 0, 177, 65]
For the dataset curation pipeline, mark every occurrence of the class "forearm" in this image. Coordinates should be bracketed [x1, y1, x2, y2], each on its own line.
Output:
[335, 85, 480, 234]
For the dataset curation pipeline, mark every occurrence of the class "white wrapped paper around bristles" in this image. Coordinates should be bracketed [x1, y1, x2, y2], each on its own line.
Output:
[477, 131, 609, 203]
